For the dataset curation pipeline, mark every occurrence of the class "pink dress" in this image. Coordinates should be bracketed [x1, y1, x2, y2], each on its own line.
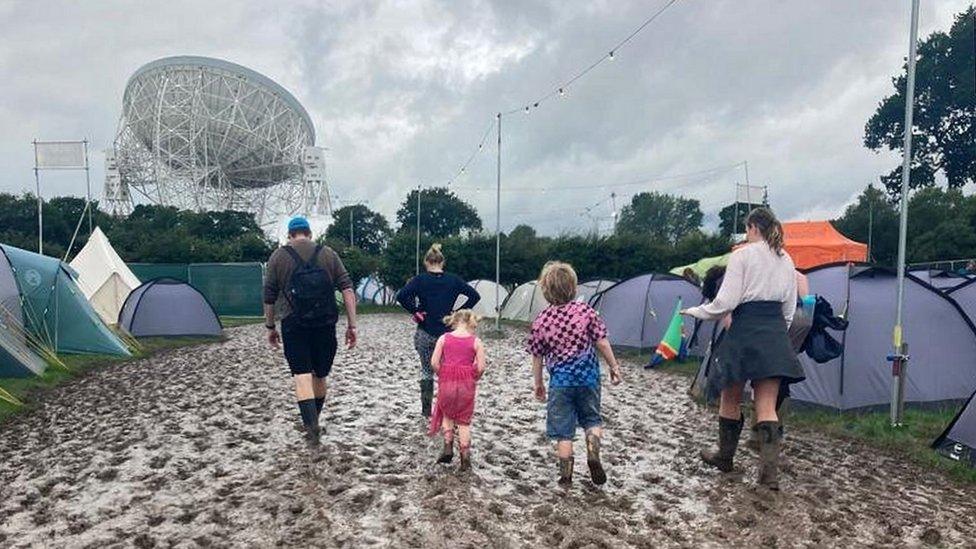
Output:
[428, 333, 479, 436]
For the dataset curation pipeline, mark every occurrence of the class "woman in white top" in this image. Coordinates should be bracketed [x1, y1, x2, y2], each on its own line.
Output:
[682, 208, 805, 491]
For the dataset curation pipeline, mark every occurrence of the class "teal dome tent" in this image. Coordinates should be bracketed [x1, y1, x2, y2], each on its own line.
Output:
[0, 244, 130, 357]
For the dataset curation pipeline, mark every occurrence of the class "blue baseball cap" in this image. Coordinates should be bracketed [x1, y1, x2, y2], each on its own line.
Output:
[288, 216, 311, 232]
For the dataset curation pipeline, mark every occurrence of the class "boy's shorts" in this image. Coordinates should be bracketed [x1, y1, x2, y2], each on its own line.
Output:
[546, 385, 602, 440]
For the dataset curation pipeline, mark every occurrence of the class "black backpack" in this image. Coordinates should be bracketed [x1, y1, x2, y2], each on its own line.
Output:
[283, 245, 339, 327]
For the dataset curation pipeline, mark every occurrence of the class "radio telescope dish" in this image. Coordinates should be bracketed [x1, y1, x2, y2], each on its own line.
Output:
[105, 56, 330, 223]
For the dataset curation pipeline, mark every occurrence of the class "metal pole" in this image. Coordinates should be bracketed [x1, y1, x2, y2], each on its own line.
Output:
[892, 0, 920, 427]
[495, 113, 502, 331]
[349, 206, 354, 248]
[610, 192, 618, 234]
[33, 140, 42, 254]
[415, 185, 421, 276]
[733, 183, 740, 239]
[84, 139, 92, 234]
[868, 200, 874, 262]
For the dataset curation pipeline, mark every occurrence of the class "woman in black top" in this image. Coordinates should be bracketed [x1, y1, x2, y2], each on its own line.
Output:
[397, 244, 480, 417]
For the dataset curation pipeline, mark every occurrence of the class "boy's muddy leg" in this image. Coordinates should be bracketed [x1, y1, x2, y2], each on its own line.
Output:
[585, 427, 607, 485]
[438, 418, 455, 463]
[556, 440, 573, 485]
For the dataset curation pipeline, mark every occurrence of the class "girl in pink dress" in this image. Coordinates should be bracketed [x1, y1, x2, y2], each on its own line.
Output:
[428, 310, 486, 470]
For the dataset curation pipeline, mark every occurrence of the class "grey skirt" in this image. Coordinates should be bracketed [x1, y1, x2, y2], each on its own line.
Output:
[707, 301, 805, 394]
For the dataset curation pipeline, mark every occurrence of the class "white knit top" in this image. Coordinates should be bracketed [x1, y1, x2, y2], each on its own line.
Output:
[684, 241, 797, 325]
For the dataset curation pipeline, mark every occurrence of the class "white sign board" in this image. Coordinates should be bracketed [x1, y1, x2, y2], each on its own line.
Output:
[35, 141, 86, 169]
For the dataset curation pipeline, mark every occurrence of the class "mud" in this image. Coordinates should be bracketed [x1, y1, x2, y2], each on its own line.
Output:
[1, 313, 974, 548]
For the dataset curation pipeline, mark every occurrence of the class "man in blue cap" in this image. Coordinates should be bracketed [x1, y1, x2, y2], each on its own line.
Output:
[263, 216, 357, 446]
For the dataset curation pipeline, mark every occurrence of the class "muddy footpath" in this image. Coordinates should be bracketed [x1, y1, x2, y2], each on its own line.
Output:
[1, 314, 974, 548]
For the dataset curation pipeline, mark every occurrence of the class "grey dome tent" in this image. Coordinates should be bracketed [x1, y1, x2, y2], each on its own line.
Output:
[501, 281, 548, 322]
[591, 273, 703, 352]
[948, 279, 976, 325]
[119, 278, 222, 337]
[909, 268, 973, 291]
[932, 389, 976, 468]
[577, 279, 617, 305]
[790, 264, 976, 410]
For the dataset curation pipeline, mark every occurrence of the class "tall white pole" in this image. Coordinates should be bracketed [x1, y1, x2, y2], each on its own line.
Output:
[84, 139, 92, 234]
[33, 140, 42, 254]
[892, 0, 921, 427]
[415, 185, 422, 276]
[495, 113, 502, 331]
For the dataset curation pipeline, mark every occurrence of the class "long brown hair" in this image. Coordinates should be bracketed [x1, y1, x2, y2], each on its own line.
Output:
[745, 207, 785, 255]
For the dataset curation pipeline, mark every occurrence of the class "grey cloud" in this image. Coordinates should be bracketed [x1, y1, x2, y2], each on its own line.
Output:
[0, 0, 969, 236]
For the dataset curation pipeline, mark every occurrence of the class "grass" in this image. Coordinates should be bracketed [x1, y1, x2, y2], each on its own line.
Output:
[789, 406, 976, 483]
[0, 335, 220, 424]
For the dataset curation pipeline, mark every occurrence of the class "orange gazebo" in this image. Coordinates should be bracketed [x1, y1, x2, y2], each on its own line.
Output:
[781, 221, 867, 269]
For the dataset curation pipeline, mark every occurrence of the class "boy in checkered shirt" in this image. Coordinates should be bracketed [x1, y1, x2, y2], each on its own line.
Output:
[526, 262, 623, 486]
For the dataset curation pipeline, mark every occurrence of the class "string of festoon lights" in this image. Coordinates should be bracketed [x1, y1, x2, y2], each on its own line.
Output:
[411, 0, 683, 329]
[433, 0, 682, 190]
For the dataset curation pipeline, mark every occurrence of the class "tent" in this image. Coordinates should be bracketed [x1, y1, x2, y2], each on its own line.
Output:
[912, 269, 974, 291]
[591, 273, 703, 352]
[790, 264, 976, 410]
[68, 227, 141, 324]
[780, 221, 867, 270]
[576, 279, 618, 305]
[932, 388, 976, 468]
[948, 279, 976, 325]
[356, 276, 396, 305]
[459, 279, 509, 318]
[501, 281, 548, 322]
[669, 254, 731, 280]
[0, 244, 130, 356]
[0, 249, 47, 378]
[119, 278, 222, 337]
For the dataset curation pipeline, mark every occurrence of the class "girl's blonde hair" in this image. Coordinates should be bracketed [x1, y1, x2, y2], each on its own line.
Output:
[538, 261, 578, 305]
[443, 309, 479, 330]
[424, 243, 445, 266]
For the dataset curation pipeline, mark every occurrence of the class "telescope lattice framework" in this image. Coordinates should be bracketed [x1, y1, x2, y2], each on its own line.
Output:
[106, 56, 330, 223]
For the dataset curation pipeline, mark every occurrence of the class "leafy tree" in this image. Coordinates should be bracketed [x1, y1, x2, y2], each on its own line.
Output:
[319, 237, 385, 287]
[864, 7, 976, 195]
[718, 202, 765, 237]
[615, 192, 703, 244]
[325, 204, 392, 255]
[833, 185, 900, 265]
[396, 187, 482, 238]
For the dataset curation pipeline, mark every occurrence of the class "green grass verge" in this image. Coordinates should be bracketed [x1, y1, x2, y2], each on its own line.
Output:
[0, 336, 221, 424]
[789, 406, 976, 484]
[220, 316, 265, 327]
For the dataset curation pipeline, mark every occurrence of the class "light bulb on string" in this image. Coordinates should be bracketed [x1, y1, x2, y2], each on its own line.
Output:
[533, 102, 539, 108]
[609, 50, 615, 60]
[524, 106, 530, 114]
[558, 88, 565, 97]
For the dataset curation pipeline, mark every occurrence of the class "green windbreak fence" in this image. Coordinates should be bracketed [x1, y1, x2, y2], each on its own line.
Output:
[128, 262, 264, 316]
[129, 263, 189, 282]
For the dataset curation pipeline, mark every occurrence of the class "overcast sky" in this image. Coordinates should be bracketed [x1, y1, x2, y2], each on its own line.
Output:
[0, 0, 970, 236]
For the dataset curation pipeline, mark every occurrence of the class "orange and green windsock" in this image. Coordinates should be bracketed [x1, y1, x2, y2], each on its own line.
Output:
[654, 298, 684, 362]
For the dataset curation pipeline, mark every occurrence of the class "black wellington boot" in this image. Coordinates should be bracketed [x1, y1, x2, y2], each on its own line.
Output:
[756, 421, 782, 491]
[420, 380, 434, 418]
[437, 436, 454, 464]
[700, 415, 743, 472]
